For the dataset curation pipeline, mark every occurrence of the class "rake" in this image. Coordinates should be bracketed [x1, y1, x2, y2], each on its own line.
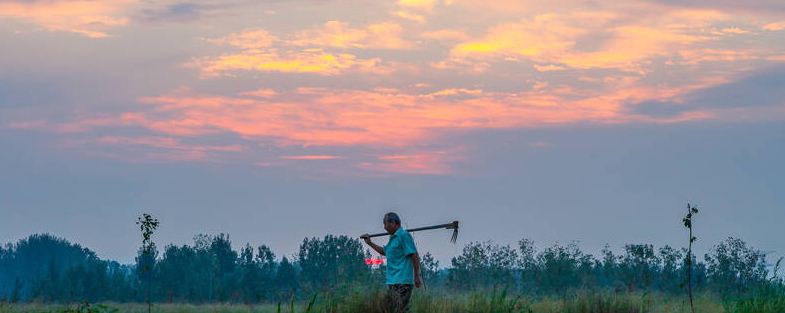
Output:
[360, 221, 460, 243]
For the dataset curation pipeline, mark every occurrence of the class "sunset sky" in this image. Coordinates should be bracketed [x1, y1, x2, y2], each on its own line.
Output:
[1, 0, 784, 264]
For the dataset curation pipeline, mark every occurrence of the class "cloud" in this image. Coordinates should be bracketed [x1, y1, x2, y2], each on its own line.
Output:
[62, 135, 247, 162]
[630, 67, 785, 118]
[280, 155, 344, 160]
[445, 10, 726, 72]
[394, 0, 443, 23]
[192, 50, 389, 76]
[206, 29, 278, 50]
[533, 64, 566, 72]
[451, 14, 584, 59]
[397, 0, 439, 12]
[240, 88, 278, 98]
[392, 10, 426, 23]
[292, 21, 413, 50]
[763, 22, 785, 31]
[0, 0, 132, 38]
[193, 26, 403, 76]
[5, 0, 785, 176]
[133, 0, 260, 24]
[420, 29, 469, 42]
[720, 27, 751, 35]
[644, 0, 785, 13]
[138, 2, 201, 22]
[91, 80, 722, 151]
[358, 150, 457, 175]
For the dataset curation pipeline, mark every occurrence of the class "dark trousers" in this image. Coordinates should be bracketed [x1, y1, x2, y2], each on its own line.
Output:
[387, 284, 413, 313]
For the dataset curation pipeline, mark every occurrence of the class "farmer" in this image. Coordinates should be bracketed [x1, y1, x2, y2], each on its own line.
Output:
[361, 212, 423, 313]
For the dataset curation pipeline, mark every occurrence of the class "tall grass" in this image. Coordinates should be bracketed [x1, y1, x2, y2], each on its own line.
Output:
[6, 291, 785, 313]
[723, 285, 785, 313]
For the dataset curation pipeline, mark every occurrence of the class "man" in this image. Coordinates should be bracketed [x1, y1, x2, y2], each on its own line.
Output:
[361, 212, 423, 313]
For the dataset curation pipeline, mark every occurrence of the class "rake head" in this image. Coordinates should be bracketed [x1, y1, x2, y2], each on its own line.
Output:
[447, 221, 459, 243]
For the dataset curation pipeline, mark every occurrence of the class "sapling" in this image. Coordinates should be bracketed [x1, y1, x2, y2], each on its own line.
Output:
[682, 203, 698, 313]
[136, 213, 159, 313]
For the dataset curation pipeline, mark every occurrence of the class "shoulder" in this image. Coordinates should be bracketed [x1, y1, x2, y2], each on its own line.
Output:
[400, 229, 415, 242]
[397, 228, 412, 238]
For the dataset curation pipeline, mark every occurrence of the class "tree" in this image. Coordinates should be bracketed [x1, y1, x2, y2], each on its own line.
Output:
[208, 234, 237, 301]
[275, 256, 298, 298]
[518, 239, 538, 292]
[10, 277, 22, 303]
[705, 237, 769, 296]
[535, 242, 593, 294]
[298, 235, 367, 291]
[682, 203, 698, 313]
[157, 244, 198, 302]
[618, 244, 659, 291]
[658, 245, 684, 293]
[449, 241, 519, 290]
[136, 213, 159, 313]
[256, 245, 277, 301]
[420, 252, 440, 285]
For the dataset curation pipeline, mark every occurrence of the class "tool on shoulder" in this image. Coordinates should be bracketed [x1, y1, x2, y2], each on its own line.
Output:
[360, 221, 459, 243]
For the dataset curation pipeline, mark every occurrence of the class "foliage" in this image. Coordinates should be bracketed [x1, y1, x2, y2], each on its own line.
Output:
[0, 233, 782, 304]
[297, 235, 367, 293]
[705, 237, 770, 296]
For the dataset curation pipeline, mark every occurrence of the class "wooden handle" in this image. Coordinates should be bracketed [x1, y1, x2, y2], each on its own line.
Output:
[360, 221, 459, 241]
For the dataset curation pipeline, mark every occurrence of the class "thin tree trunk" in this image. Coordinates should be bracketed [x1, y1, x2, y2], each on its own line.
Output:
[687, 216, 694, 313]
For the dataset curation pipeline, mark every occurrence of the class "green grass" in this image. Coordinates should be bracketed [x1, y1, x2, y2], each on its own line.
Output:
[2, 291, 781, 313]
[723, 289, 785, 313]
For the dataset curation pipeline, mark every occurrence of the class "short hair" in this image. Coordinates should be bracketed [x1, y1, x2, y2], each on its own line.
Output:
[383, 212, 401, 225]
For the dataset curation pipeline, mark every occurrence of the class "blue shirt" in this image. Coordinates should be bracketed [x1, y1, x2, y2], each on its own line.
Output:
[384, 227, 418, 285]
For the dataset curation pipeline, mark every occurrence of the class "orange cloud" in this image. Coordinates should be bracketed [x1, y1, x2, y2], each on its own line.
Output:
[393, 11, 426, 23]
[194, 27, 400, 76]
[397, 0, 440, 12]
[0, 0, 132, 38]
[292, 21, 413, 50]
[193, 50, 388, 76]
[451, 14, 584, 59]
[206, 29, 278, 50]
[763, 22, 785, 31]
[445, 9, 731, 72]
[421, 29, 469, 42]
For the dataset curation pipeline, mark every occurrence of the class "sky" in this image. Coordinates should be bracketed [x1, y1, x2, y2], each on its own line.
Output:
[1, 0, 784, 266]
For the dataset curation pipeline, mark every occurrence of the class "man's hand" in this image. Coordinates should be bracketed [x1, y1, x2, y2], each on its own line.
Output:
[362, 234, 385, 255]
[414, 275, 424, 289]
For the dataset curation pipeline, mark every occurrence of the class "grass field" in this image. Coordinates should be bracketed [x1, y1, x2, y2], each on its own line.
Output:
[4, 290, 783, 313]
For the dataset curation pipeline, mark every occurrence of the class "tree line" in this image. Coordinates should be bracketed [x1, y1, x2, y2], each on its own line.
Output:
[0, 233, 781, 303]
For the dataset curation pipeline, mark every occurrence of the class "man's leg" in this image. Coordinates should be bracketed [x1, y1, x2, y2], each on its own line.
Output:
[386, 285, 400, 313]
[387, 284, 413, 313]
[398, 284, 413, 313]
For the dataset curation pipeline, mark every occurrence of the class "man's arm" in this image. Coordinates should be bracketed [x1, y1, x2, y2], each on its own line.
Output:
[361, 234, 385, 256]
[410, 253, 423, 288]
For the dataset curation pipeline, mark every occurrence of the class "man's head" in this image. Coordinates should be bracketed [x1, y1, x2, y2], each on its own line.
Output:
[383, 212, 401, 234]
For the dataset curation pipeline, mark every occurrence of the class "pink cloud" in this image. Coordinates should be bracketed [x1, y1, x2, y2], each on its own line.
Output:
[280, 155, 344, 160]
[0, 0, 132, 38]
[358, 150, 459, 175]
[100, 81, 726, 150]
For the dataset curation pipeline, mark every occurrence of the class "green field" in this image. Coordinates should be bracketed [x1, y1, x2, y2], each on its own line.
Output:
[2, 290, 784, 313]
